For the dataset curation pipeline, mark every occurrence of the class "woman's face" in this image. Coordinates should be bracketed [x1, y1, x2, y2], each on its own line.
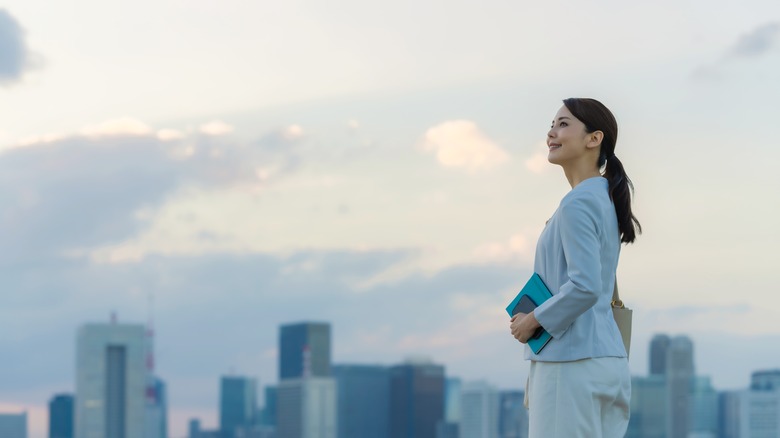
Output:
[546, 105, 595, 166]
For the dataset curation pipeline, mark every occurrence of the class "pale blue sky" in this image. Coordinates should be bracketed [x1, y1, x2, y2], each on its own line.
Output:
[2, 1, 780, 436]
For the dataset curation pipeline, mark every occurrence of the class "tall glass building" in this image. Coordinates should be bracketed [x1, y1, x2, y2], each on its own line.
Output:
[689, 376, 718, 437]
[667, 335, 694, 438]
[332, 364, 390, 438]
[649, 334, 671, 376]
[389, 360, 445, 438]
[49, 394, 74, 438]
[279, 322, 331, 380]
[460, 381, 500, 438]
[277, 377, 337, 438]
[626, 375, 667, 438]
[76, 322, 146, 438]
[220, 376, 258, 438]
[498, 390, 528, 438]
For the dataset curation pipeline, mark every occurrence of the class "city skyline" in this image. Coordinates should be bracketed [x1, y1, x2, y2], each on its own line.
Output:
[2, 315, 779, 437]
[2, 1, 780, 437]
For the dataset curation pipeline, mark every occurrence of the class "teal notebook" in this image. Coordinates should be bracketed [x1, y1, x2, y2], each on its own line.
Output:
[506, 273, 554, 354]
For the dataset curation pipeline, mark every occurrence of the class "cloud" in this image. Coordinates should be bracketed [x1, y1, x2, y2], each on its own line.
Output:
[420, 120, 509, 173]
[0, 9, 36, 85]
[524, 147, 551, 174]
[472, 232, 534, 264]
[199, 120, 234, 136]
[728, 22, 780, 58]
[81, 117, 152, 138]
[693, 22, 780, 80]
[0, 120, 306, 267]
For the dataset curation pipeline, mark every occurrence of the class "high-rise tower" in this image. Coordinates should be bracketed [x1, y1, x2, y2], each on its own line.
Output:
[76, 316, 147, 438]
[279, 322, 331, 380]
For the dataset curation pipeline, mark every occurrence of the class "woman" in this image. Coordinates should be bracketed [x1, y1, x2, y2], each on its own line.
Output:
[509, 98, 641, 437]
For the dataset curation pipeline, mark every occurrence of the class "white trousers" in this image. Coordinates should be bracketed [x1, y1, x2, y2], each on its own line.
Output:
[527, 357, 631, 438]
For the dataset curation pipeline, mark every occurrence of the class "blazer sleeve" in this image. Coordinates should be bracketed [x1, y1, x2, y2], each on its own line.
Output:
[533, 194, 603, 339]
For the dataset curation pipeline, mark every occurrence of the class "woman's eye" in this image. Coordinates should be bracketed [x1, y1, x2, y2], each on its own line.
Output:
[560, 122, 568, 127]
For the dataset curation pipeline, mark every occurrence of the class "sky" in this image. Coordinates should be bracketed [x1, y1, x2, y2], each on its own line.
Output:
[1, 1, 780, 437]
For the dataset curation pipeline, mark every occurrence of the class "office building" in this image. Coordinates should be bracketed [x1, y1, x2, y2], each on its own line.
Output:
[649, 334, 671, 376]
[0, 412, 27, 438]
[460, 381, 500, 438]
[49, 394, 74, 438]
[626, 375, 666, 438]
[279, 322, 331, 380]
[259, 386, 278, 427]
[718, 391, 741, 438]
[751, 369, 780, 391]
[667, 335, 694, 438]
[737, 387, 780, 437]
[444, 378, 462, 424]
[145, 377, 167, 438]
[220, 376, 258, 438]
[332, 364, 390, 438]
[277, 377, 337, 438]
[689, 376, 717, 437]
[76, 321, 146, 438]
[389, 360, 445, 438]
[499, 390, 528, 438]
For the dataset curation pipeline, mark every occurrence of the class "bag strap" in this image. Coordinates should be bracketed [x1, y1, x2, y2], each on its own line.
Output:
[611, 277, 624, 308]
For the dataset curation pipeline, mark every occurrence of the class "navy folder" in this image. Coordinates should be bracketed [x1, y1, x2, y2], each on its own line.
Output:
[506, 273, 554, 354]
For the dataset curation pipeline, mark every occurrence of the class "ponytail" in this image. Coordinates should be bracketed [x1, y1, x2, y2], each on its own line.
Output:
[603, 154, 641, 244]
[563, 98, 642, 244]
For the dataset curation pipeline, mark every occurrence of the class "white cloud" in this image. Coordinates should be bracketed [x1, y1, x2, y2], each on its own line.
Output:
[421, 120, 509, 173]
[347, 119, 360, 130]
[472, 232, 535, 263]
[80, 117, 152, 138]
[199, 120, 234, 136]
[157, 129, 186, 141]
[524, 145, 552, 174]
[15, 132, 67, 148]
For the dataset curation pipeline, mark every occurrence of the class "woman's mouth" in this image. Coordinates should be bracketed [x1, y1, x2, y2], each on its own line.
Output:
[548, 143, 561, 151]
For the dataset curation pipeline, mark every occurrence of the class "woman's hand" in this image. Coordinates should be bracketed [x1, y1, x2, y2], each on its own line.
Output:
[510, 311, 542, 344]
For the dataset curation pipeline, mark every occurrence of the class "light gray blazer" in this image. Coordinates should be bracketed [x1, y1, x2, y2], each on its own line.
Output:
[525, 176, 627, 361]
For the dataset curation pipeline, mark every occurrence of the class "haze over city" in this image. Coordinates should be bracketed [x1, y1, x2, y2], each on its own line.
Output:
[2, 1, 779, 437]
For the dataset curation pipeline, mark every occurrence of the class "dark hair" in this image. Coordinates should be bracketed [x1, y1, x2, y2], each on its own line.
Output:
[562, 98, 642, 244]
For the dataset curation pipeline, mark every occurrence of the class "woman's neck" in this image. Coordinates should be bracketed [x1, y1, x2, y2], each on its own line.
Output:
[562, 164, 601, 189]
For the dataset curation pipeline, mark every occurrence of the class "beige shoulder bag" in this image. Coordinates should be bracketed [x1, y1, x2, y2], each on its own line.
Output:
[611, 279, 632, 357]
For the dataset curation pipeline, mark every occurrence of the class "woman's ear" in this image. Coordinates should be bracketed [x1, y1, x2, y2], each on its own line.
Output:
[586, 131, 604, 150]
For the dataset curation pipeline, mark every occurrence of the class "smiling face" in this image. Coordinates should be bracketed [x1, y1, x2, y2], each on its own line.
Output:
[546, 105, 600, 167]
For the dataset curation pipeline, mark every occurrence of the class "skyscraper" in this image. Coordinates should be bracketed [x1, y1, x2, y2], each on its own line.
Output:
[626, 375, 666, 438]
[0, 413, 27, 438]
[277, 378, 337, 438]
[332, 364, 390, 438]
[76, 321, 147, 438]
[736, 386, 780, 437]
[220, 376, 258, 438]
[666, 335, 694, 438]
[259, 386, 278, 427]
[279, 322, 331, 380]
[49, 394, 74, 438]
[460, 381, 500, 438]
[689, 376, 718, 437]
[751, 369, 780, 391]
[444, 378, 462, 424]
[389, 360, 445, 438]
[649, 334, 671, 376]
[145, 377, 168, 438]
[498, 390, 528, 438]
[717, 391, 741, 438]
